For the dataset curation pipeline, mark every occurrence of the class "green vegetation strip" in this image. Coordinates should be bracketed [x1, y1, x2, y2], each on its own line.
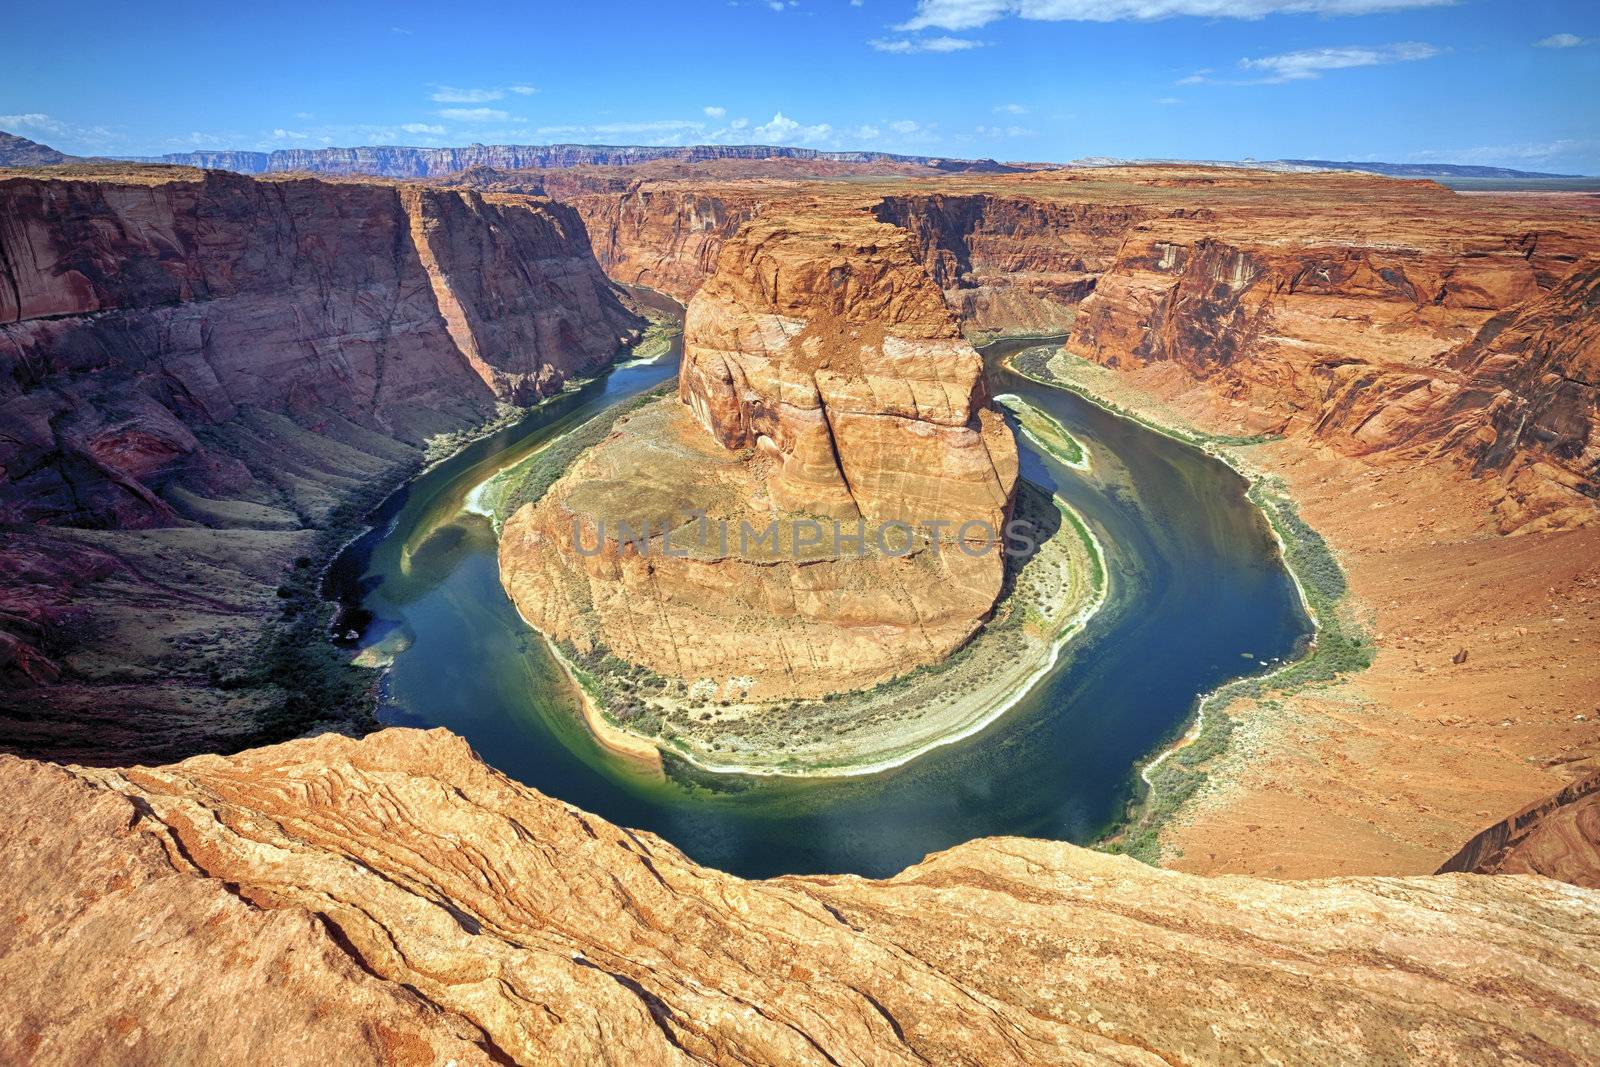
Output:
[994, 393, 1090, 469]
[475, 382, 678, 529]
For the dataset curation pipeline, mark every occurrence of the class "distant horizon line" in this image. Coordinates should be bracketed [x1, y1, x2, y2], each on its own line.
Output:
[3, 128, 1591, 179]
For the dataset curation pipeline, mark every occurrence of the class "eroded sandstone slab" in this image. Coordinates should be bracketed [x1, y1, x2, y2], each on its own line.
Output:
[3, 728, 1598, 1065]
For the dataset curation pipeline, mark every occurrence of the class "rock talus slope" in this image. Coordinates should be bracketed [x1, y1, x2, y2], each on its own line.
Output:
[3, 728, 1598, 1066]
[499, 206, 1019, 699]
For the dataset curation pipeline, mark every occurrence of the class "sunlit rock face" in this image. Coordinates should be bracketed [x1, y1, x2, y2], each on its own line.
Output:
[500, 207, 1019, 699]
[1060, 179, 1600, 534]
[3, 728, 1598, 1066]
[678, 209, 1016, 531]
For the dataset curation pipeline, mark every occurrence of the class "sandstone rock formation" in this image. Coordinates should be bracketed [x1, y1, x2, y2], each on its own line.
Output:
[500, 206, 1018, 700]
[1440, 771, 1600, 887]
[679, 209, 1017, 530]
[547, 165, 1597, 532]
[0, 167, 640, 762]
[566, 182, 767, 300]
[0, 168, 635, 527]
[873, 192, 1142, 338]
[1056, 170, 1600, 532]
[3, 728, 1598, 1066]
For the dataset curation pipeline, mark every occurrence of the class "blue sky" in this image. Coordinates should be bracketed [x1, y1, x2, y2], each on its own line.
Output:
[4, 0, 1597, 171]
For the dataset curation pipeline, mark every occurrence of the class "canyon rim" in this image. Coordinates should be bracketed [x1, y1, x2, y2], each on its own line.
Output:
[4, 2, 1600, 1061]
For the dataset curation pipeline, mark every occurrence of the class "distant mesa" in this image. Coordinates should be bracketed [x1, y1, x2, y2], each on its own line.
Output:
[5, 127, 1587, 182]
[0, 131, 73, 167]
[1279, 159, 1586, 180]
[0, 130, 1023, 178]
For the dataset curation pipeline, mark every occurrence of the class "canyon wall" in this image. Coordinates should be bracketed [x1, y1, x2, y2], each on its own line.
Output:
[550, 167, 1597, 535]
[0, 168, 640, 762]
[1439, 770, 1600, 886]
[1064, 190, 1600, 532]
[3, 727, 1597, 1065]
[500, 206, 1018, 700]
[872, 192, 1147, 337]
[566, 184, 767, 301]
[0, 170, 636, 527]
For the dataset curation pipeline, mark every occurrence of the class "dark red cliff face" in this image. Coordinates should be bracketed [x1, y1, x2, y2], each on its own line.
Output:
[0, 171, 639, 528]
[0, 169, 640, 761]
[563, 186, 766, 302]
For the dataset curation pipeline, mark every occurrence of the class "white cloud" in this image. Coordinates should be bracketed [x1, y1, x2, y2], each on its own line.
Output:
[1155, 96, 1183, 105]
[438, 107, 510, 122]
[975, 123, 1037, 136]
[869, 35, 984, 52]
[1, 112, 123, 150]
[431, 86, 505, 103]
[853, 124, 883, 139]
[391, 26, 413, 35]
[993, 103, 1029, 114]
[1239, 41, 1438, 81]
[899, 0, 1453, 31]
[0, 112, 67, 135]
[750, 112, 834, 144]
[730, 117, 750, 130]
[508, 84, 540, 95]
[401, 122, 446, 134]
[270, 128, 312, 140]
[1175, 69, 1212, 84]
[1536, 33, 1590, 48]
[888, 119, 923, 134]
[704, 105, 727, 118]
[169, 131, 239, 148]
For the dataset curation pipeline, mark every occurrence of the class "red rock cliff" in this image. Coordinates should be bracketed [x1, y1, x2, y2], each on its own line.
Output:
[499, 205, 1019, 701]
[0, 167, 639, 762]
[0, 170, 638, 528]
[1060, 177, 1599, 531]
[872, 192, 1147, 336]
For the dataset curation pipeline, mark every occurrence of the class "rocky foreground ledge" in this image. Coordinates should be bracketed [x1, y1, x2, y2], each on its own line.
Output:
[2, 728, 1597, 1065]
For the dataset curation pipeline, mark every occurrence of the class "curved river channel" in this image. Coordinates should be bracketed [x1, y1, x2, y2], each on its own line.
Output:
[328, 306, 1312, 879]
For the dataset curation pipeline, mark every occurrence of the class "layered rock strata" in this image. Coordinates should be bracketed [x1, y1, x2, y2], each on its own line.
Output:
[0, 167, 640, 761]
[548, 165, 1597, 530]
[1059, 176, 1600, 532]
[3, 728, 1598, 1066]
[118, 143, 1019, 178]
[500, 207, 1018, 700]
[873, 192, 1144, 338]
[1440, 771, 1600, 887]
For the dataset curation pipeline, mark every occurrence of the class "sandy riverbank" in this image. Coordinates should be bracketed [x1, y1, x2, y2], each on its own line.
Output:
[1025, 347, 1600, 877]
